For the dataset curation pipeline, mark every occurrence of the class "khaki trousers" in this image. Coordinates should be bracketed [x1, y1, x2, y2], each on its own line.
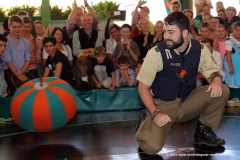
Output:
[135, 84, 230, 155]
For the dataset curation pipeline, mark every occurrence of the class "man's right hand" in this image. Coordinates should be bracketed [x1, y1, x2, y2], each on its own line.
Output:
[17, 75, 28, 82]
[153, 112, 172, 127]
[15, 69, 23, 76]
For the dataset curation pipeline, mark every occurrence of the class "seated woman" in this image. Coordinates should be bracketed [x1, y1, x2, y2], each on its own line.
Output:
[151, 20, 164, 47]
[105, 24, 121, 67]
[42, 27, 73, 67]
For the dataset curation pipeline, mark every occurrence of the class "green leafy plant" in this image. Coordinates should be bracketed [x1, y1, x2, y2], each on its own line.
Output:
[7, 4, 37, 16]
[92, 0, 120, 19]
[0, 7, 6, 17]
[62, 5, 72, 17]
[51, 4, 63, 17]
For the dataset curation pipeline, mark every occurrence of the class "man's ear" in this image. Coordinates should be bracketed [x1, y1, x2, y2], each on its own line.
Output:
[182, 29, 189, 38]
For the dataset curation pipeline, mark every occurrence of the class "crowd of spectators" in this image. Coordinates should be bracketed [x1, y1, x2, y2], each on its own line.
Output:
[0, 0, 240, 104]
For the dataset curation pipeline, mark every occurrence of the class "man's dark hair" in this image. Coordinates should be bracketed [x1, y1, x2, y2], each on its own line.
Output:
[0, 34, 7, 42]
[164, 12, 190, 33]
[42, 36, 57, 46]
[118, 56, 129, 64]
[121, 24, 132, 31]
[202, 38, 213, 47]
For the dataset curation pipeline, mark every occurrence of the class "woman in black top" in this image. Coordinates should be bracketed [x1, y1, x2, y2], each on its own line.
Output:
[133, 17, 154, 60]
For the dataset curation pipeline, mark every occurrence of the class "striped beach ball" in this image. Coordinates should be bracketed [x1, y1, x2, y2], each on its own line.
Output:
[10, 77, 77, 132]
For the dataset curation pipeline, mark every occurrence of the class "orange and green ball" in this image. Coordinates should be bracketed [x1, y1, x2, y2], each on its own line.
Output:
[10, 77, 77, 132]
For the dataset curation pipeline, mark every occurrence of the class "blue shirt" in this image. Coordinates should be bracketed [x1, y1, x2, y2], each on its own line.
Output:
[115, 68, 135, 87]
[2, 35, 31, 70]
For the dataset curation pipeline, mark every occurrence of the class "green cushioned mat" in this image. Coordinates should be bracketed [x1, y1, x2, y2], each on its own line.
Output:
[0, 97, 12, 119]
[0, 86, 144, 119]
[229, 88, 240, 99]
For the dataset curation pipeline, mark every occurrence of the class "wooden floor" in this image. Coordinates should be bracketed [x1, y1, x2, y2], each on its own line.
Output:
[0, 107, 240, 160]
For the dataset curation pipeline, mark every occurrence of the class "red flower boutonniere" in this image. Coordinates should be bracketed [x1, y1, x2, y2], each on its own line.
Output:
[176, 69, 187, 82]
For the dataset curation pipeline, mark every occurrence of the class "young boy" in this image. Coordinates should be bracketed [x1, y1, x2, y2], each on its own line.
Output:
[199, 22, 211, 39]
[21, 17, 42, 80]
[2, 15, 31, 95]
[115, 56, 135, 87]
[0, 34, 8, 97]
[89, 46, 116, 91]
[134, 59, 143, 86]
[196, 38, 224, 88]
[43, 37, 72, 85]
[200, 22, 219, 51]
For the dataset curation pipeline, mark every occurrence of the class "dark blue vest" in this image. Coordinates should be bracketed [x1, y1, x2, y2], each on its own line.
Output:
[150, 39, 201, 102]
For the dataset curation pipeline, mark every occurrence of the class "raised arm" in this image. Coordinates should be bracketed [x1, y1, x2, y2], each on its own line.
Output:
[131, 1, 143, 31]
[105, 12, 114, 40]
[68, 0, 78, 23]
[84, 0, 98, 18]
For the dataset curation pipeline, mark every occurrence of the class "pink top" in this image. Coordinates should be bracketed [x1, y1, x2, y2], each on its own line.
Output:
[218, 41, 226, 60]
[25, 35, 42, 70]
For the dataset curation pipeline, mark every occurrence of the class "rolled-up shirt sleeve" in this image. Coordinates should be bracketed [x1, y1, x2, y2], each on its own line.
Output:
[198, 44, 221, 79]
[137, 46, 163, 86]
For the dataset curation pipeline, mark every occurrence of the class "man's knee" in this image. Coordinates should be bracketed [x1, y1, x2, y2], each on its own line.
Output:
[222, 84, 230, 100]
[75, 56, 89, 67]
[138, 140, 163, 155]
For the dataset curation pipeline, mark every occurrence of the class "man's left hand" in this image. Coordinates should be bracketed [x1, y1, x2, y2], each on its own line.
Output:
[206, 76, 222, 98]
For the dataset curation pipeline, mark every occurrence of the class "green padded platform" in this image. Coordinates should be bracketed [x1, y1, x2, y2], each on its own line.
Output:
[229, 88, 240, 99]
[0, 97, 12, 119]
[0, 86, 144, 119]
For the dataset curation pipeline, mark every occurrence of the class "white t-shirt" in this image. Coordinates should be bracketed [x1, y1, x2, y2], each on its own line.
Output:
[42, 44, 73, 60]
[106, 38, 117, 55]
[212, 50, 225, 79]
[212, 50, 222, 68]
[225, 36, 240, 52]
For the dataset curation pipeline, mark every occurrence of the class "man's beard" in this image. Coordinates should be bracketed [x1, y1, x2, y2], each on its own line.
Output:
[164, 35, 184, 50]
